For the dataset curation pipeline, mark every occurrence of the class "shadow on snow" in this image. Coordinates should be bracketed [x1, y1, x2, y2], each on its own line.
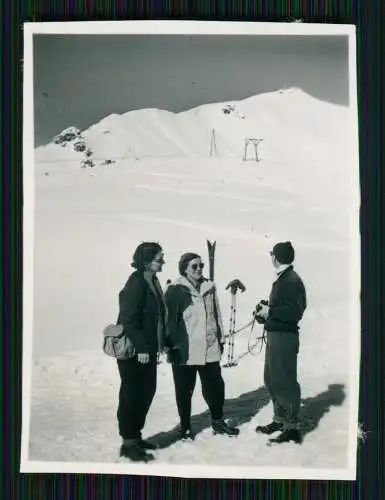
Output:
[147, 385, 269, 450]
[298, 383, 346, 438]
[147, 383, 346, 450]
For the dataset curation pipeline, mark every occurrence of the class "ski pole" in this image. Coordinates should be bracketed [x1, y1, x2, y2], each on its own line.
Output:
[223, 279, 246, 368]
[227, 293, 236, 365]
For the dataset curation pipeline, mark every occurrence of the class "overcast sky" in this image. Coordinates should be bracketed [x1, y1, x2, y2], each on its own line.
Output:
[33, 34, 349, 147]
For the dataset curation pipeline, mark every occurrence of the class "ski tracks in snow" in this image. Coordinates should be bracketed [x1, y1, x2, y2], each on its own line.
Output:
[83, 211, 349, 254]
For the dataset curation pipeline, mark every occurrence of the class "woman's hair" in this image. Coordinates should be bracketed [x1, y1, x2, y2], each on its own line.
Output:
[131, 242, 162, 270]
[178, 252, 201, 276]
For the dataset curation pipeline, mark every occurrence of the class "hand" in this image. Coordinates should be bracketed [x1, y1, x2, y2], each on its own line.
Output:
[257, 303, 269, 320]
[137, 353, 150, 364]
[220, 343, 224, 355]
[168, 348, 181, 364]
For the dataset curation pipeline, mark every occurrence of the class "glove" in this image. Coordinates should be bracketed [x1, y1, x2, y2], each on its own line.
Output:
[253, 314, 266, 325]
[257, 303, 269, 320]
[253, 300, 269, 322]
[219, 343, 224, 355]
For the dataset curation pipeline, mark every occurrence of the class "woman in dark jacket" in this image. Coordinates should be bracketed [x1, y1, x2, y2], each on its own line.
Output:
[116, 242, 168, 462]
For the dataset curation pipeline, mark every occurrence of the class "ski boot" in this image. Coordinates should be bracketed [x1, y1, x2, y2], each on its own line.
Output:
[178, 428, 195, 441]
[212, 419, 240, 436]
[120, 439, 155, 462]
[255, 421, 283, 435]
[268, 428, 302, 444]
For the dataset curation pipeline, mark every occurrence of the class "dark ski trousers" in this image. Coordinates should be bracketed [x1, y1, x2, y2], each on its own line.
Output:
[264, 331, 301, 430]
[172, 361, 225, 430]
[117, 357, 157, 440]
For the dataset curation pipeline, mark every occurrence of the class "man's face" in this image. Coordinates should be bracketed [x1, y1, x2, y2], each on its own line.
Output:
[270, 250, 279, 268]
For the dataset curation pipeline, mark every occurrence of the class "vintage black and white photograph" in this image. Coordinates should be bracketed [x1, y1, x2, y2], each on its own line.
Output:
[21, 21, 360, 479]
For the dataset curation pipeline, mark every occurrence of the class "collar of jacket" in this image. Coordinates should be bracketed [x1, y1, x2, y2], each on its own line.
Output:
[143, 271, 161, 298]
[173, 276, 215, 297]
[274, 264, 293, 281]
[143, 270, 156, 285]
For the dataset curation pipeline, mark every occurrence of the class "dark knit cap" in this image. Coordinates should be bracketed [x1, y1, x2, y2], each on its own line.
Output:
[178, 253, 201, 276]
[131, 242, 162, 270]
[272, 241, 295, 265]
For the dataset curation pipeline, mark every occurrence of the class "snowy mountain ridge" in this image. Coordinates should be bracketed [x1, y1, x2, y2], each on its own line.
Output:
[35, 88, 349, 168]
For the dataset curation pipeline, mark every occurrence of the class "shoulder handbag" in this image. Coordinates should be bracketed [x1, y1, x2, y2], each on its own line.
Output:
[102, 323, 136, 360]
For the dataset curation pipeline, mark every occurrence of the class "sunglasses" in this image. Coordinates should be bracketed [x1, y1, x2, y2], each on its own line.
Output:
[190, 263, 205, 271]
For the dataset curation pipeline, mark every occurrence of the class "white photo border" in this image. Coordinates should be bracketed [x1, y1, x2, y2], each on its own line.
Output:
[21, 20, 360, 480]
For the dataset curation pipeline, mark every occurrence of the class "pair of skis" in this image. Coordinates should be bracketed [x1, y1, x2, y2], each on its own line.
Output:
[207, 240, 246, 368]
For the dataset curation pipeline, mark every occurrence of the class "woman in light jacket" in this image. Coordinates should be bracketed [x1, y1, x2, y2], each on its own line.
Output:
[165, 252, 240, 440]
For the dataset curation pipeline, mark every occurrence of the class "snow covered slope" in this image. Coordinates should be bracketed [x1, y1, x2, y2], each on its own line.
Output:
[35, 88, 350, 164]
[25, 89, 359, 478]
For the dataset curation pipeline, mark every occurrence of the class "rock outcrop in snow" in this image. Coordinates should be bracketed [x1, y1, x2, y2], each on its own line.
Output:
[52, 127, 96, 168]
[222, 103, 246, 119]
[73, 140, 87, 153]
[53, 127, 82, 145]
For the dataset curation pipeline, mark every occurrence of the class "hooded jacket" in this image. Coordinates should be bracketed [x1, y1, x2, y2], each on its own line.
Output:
[165, 276, 225, 365]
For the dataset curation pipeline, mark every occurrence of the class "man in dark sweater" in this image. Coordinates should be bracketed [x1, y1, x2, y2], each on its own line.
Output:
[254, 241, 307, 444]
